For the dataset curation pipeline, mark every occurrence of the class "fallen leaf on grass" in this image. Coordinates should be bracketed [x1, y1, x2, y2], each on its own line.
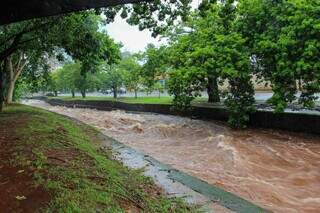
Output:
[15, 196, 27, 200]
[17, 170, 25, 174]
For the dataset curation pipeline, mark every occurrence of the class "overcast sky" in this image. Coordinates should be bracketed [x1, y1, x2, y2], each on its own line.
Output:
[106, 0, 201, 53]
[106, 16, 165, 53]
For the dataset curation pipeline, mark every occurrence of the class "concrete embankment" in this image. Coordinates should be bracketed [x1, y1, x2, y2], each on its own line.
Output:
[42, 97, 320, 135]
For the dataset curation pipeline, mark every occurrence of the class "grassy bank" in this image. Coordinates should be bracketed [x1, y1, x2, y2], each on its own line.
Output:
[0, 104, 199, 212]
[48, 96, 213, 106]
[50, 96, 174, 104]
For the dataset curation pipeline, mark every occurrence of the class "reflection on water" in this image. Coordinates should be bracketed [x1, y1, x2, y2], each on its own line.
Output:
[25, 100, 320, 213]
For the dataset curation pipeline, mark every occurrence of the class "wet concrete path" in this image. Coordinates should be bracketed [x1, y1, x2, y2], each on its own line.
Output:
[24, 100, 320, 213]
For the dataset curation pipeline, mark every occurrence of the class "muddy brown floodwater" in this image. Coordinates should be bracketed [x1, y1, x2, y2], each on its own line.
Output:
[26, 100, 320, 213]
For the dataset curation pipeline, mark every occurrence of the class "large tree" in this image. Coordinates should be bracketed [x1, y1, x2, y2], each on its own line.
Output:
[121, 54, 143, 98]
[100, 64, 126, 99]
[167, 0, 255, 128]
[141, 44, 168, 94]
[0, 12, 120, 110]
[0, 17, 56, 109]
[237, 0, 320, 111]
[52, 63, 81, 98]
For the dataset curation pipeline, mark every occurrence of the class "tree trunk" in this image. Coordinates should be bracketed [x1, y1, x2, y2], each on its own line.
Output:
[134, 89, 137, 99]
[5, 53, 27, 103]
[207, 76, 220, 103]
[81, 89, 86, 98]
[0, 67, 4, 112]
[54, 91, 58, 97]
[158, 89, 161, 98]
[71, 89, 75, 98]
[298, 79, 303, 91]
[6, 80, 15, 103]
[113, 87, 117, 99]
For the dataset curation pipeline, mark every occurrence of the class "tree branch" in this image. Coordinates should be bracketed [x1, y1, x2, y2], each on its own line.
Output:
[0, 19, 57, 61]
[14, 59, 27, 82]
[15, 52, 23, 69]
[0, 34, 23, 61]
[6, 55, 13, 80]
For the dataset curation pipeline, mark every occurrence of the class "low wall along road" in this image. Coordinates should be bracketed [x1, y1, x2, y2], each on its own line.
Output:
[44, 97, 320, 135]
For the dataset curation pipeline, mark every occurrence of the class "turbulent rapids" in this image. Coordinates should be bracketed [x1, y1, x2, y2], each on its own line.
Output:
[26, 100, 320, 213]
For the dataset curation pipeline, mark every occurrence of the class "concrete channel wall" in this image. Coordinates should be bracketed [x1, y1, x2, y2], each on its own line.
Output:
[44, 97, 320, 135]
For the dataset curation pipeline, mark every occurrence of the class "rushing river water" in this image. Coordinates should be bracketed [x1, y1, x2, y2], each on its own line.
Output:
[25, 100, 320, 213]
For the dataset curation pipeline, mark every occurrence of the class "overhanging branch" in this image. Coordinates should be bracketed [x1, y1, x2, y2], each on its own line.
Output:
[0, 0, 152, 25]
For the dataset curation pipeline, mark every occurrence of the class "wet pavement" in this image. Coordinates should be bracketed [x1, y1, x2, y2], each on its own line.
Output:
[104, 135, 238, 213]
[24, 99, 320, 213]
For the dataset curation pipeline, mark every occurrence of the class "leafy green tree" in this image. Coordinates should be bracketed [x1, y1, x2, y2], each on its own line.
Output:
[168, 67, 205, 111]
[168, 0, 255, 127]
[217, 33, 255, 128]
[75, 72, 102, 98]
[121, 54, 142, 98]
[0, 12, 119, 110]
[6, 47, 51, 103]
[0, 17, 57, 109]
[50, 62, 104, 98]
[141, 44, 169, 94]
[5, 52, 27, 103]
[48, 71, 59, 97]
[20, 61, 51, 97]
[237, 0, 320, 111]
[167, 0, 240, 104]
[166, 32, 205, 109]
[154, 82, 165, 98]
[54, 63, 81, 97]
[170, 15, 222, 103]
[100, 64, 125, 99]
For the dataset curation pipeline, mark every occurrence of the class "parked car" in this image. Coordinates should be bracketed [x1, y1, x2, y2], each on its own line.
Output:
[118, 88, 126, 94]
[101, 89, 112, 94]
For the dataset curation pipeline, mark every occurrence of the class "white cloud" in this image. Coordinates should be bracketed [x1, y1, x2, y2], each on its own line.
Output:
[106, 15, 165, 53]
[105, 0, 201, 53]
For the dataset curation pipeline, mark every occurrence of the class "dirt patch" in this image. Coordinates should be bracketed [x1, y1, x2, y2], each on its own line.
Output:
[0, 166, 51, 213]
[0, 115, 51, 213]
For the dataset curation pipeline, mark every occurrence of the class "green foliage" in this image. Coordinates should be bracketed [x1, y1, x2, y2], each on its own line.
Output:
[2, 0, 319, 129]
[49, 62, 103, 98]
[100, 64, 125, 98]
[154, 82, 165, 98]
[12, 79, 29, 101]
[167, 1, 255, 127]
[237, 0, 320, 112]
[50, 53, 140, 100]
[168, 68, 205, 112]
[0, 11, 120, 105]
[166, 3, 223, 109]
[103, 0, 193, 37]
[164, 0, 319, 128]
[141, 44, 169, 91]
[120, 54, 142, 97]
[224, 77, 255, 128]
[212, 32, 255, 128]
[54, 63, 80, 93]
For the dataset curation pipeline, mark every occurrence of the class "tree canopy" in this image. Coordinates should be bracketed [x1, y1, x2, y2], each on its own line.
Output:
[0, 12, 120, 108]
[1, 0, 319, 129]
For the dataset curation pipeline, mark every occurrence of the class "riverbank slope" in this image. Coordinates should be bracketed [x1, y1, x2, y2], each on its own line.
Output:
[0, 104, 198, 212]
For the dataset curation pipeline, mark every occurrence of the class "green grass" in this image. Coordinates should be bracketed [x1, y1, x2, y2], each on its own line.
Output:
[0, 104, 200, 213]
[48, 96, 213, 106]
[49, 96, 173, 104]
